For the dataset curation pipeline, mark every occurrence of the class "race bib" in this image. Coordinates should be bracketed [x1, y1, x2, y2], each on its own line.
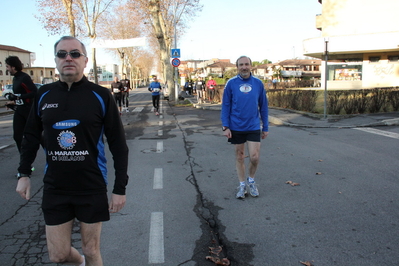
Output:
[113, 88, 120, 93]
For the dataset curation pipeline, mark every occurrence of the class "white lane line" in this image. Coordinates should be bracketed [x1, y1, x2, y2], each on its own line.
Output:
[354, 127, 399, 140]
[132, 107, 144, 113]
[158, 129, 163, 136]
[149, 212, 165, 264]
[153, 168, 163, 189]
[159, 121, 163, 126]
[156, 141, 163, 153]
[0, 145, 10, 150]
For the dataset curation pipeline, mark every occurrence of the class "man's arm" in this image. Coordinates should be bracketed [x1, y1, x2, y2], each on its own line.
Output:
[19, 75, 38, 100]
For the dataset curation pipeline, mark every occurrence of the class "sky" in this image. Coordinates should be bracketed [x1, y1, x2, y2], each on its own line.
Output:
[1, 0, 322, 69]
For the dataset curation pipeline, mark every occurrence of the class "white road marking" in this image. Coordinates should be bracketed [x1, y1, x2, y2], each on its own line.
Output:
[132, 107, 144, 112]
[153, 168, 163, 189]
[156, 141, 163, 153]
[149, 212, 165, 264]
[158, 130, 163, 136]
[354, 127, 399, 140]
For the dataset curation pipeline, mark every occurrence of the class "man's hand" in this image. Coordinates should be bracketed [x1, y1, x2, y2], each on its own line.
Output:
[222, 128, 232, 138]
[109, 194, 126, 213]
[16, 177, 31, 200]
[262, 131, 269, 139]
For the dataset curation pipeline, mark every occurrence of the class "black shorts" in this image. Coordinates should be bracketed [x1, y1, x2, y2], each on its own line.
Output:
[42, 193, 110, 225]
[228, 130, 261, 144]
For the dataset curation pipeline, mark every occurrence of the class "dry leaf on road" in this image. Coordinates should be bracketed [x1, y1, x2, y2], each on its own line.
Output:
[300, 261, 314, 266]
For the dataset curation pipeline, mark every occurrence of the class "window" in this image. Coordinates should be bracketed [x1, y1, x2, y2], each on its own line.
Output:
[0, 62, 2, 67]
[0, 70, 3, 75]
[369, 56, 380, 62]
[30, 70, 34, 75]
[388, 56, 399, 62]
[327, 63, 363, 81]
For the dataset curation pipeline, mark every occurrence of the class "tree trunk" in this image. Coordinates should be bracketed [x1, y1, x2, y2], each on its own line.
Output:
[92, 47, 98, 84]
[148, 0, 175, 101]
[61, 0, 76, 36]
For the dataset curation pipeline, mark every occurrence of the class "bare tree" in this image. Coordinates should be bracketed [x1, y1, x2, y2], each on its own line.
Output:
[36, 0, 115, 84]
[126, 0, 202, 102]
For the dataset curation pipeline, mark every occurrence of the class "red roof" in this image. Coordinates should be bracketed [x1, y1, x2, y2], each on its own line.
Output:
[0, 45, 32, 53]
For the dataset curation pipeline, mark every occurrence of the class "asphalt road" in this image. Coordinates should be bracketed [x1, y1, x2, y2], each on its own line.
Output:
[0, 87, 398, 265]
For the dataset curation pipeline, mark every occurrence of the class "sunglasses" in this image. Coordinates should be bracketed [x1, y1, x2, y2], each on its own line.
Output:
[55, 51, 86, 59]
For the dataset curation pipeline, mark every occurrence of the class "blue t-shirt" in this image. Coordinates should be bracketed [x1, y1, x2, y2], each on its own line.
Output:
[221, 74, 269, 132]
[149, 81, 161, 96]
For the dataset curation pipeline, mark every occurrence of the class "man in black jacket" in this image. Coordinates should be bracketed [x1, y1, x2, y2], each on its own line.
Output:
[16, 36, 129, 266]
[5, 56, 37, 153]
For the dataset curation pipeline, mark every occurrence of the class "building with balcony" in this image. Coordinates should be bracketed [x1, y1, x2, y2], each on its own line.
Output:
[303, 0, 399, 90]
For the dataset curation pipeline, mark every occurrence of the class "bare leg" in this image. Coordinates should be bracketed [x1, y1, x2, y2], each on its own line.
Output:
[235, 143, 246, 182]
[46, 220, 84, 265]
[247, 141, 261, 178]
[80, 222, 103, 266]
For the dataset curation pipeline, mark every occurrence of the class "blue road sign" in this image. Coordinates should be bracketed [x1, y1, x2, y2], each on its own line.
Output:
[171, 49, 181, 58]
[171, 58, 181, 67]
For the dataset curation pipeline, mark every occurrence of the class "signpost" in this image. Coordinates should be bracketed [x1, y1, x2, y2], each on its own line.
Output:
[171, 58, 181, 67]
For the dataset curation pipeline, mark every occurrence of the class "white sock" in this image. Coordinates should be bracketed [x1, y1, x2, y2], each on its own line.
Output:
[79, 255, 85, 266]
[240, 181, 246, 186]
[247, 177, 255, 183]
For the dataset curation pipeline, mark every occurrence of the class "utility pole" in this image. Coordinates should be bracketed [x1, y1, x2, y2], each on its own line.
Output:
[324, 38, 329, 119]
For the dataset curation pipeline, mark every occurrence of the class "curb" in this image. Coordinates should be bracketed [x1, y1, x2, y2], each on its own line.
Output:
[188, 99, 399, 128]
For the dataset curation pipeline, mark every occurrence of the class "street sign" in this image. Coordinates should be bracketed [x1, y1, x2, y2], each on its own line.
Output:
[171, 58, 181, 67]
[171, 49, 181, 58]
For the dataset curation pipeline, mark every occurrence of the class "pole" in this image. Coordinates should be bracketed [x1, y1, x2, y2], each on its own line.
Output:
[40, 44, 45, 83]
[174, 19, 179, 103]
[324, 38, 329, 119]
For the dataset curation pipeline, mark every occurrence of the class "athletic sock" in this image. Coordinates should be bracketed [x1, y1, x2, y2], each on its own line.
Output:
[240, 181, 246, 187]
[78, 255, 85, 266]
[247, 177, 255, 183]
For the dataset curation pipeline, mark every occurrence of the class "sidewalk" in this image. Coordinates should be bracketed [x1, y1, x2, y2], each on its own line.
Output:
[188, 97, 399, 128]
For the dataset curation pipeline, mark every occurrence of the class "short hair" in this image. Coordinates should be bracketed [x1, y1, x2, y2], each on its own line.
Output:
[5, 56, 23, 71]
[235, 56, 252, 67]
[54, 36, 87, 56]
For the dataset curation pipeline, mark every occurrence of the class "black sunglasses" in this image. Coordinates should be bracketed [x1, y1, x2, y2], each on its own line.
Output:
[55, 51, 86, 59]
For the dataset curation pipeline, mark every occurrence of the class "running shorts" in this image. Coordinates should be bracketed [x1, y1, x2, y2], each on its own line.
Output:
[228, 130, 261, 144]
[42, 193, 110, 225]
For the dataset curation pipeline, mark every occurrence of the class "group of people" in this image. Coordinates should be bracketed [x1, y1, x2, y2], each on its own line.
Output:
[184, 76, 218, 103]
[110, 75, 131, 114]
[6, 35, 268, 265]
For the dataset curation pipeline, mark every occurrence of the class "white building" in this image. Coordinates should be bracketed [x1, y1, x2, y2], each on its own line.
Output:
[303, 0, 399, 90]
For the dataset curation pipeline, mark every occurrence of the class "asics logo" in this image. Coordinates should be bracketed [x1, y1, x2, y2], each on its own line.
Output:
[42, 103, 59, 110]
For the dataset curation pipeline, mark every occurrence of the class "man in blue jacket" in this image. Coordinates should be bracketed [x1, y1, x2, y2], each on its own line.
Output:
[221, 56, 269, 199]
[148, 76, 162, 115]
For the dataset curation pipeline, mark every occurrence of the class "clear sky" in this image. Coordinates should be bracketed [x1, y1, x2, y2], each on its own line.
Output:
[1, 0, 322, 68]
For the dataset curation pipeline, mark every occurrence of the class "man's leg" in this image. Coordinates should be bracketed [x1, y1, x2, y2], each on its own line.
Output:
[13, 112, 25, 153]
[46, 220, 84, 265]
[81, 222, 103, 266]
[247, 141, 261, 178]
[235, 143, 246, 182]
[246, 141, 261, 197]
